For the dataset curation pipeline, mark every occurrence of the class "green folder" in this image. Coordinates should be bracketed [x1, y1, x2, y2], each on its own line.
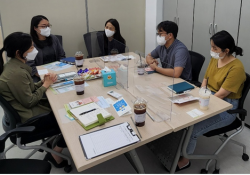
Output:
[64, 104, 114, 131]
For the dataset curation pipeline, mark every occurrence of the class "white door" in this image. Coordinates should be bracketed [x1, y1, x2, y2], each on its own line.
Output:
[213, 0, 241, 40]
[177, 0, 194, 50]
[237, 0, 250, 125]
[163, 0, 178, 23]
[192, 0, 215, 82]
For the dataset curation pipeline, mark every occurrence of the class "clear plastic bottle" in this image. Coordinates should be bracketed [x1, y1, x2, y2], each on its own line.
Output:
[136, 58, 146, 75]
[134, 97, 147, 127]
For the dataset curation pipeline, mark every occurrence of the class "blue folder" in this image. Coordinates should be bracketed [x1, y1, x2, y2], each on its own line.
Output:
[60, 57, 75, 65]
[167, 82, 195, 94]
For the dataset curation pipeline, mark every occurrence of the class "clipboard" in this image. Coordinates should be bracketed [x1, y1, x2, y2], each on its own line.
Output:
[79, 122, 140, 160]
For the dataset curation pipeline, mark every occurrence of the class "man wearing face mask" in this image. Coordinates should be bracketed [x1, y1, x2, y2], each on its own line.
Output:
[27, 15, 65, 82]
[146, 21, 192, 81]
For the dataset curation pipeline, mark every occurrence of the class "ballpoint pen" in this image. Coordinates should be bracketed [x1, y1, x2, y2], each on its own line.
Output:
[130, 117, 142, 138]
[79, 108, 96, 115]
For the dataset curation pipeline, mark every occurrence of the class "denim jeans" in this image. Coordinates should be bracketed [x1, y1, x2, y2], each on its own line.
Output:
[186, 94, 239, 154]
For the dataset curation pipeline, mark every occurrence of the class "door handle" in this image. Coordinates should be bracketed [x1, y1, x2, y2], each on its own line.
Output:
[209, 23, 213, 34]
[174, 17, 177, 23]
[177, 17, 179, 26]
[214, 24, 217, 34]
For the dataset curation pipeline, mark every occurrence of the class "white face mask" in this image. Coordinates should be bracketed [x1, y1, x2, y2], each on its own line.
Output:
[105, 29, 115, 37]
[157, 35, 167, 46]
[40, 27, 51, 37]
[26, 48, 38, 61]
[210, 50, 225, 59]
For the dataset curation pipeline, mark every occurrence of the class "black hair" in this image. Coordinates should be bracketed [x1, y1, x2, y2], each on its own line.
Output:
[157, 20, 178, 39]
[104, 18, 126, 45]
[210, 30, 243, 56]
[30, 15, 52, 48]
[0, 32, 32, 75]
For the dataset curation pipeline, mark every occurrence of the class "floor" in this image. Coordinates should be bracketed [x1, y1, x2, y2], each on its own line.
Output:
[1, 106, 250, 174]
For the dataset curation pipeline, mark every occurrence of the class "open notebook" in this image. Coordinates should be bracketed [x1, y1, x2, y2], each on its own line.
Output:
[69, 103, 111, 127]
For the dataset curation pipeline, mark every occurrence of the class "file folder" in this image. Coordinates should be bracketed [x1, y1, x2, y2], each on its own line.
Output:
[167, 81, 195, 94]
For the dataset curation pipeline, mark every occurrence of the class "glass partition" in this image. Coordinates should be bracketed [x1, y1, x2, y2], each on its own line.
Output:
[127, 52, 177, 122]
[104, 38, 130, 89]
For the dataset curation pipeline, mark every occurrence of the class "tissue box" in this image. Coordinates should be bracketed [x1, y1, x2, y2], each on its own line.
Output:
[101, 69, 117, 87]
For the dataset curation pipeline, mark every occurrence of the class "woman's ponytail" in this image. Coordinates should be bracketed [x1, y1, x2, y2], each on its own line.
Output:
[235, 46, 243, 56]
[0, 47, 5, 75]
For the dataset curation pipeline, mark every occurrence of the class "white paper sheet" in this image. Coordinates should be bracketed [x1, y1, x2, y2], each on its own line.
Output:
[79, 122, 140, 159]
[38, 69, 48, 75]
[187, 109, 204, 118]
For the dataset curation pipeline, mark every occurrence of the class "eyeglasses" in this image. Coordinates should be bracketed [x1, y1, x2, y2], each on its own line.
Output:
[156, 32, 167, 37]
[37, 24, 52, 29]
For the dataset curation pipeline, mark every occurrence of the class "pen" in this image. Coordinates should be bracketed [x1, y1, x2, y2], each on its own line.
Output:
[130, 117, 142, 138]
[79, 108, 96, 115]
[146, 111, 155, 121]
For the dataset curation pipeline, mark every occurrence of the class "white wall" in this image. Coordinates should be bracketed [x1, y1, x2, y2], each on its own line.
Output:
[0, 0, 145, 58]
[145, 0, 163, 55]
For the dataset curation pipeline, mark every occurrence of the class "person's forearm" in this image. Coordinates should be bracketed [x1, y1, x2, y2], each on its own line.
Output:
[155, 67, 176, 77]
[146, 55, 154, 65]
[214, 92, 227, 99]
[201, 79, 207, 87]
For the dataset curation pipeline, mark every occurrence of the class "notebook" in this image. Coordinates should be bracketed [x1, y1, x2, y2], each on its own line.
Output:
[60, 57, 75, 65]
[79, 122, 140, 159]
[167, 82, 195, 94]
[69, 103, 112, 127]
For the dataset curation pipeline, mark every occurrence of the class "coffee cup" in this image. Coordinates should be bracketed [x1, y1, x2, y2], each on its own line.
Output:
[134, 98, 147, 127]
[73, 75, 85, 95]
[75, 51, 84, 67]
[199, 87, 211, 110]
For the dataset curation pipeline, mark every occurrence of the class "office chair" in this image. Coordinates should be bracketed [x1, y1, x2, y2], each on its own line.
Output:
[83, 31, 104, 58]
[182, 73, 250, 174]
[0, 94, 72, 173]
[55, 35, 63, 47]
[188, 51, 205, 87]
[0, 126, 51, 174]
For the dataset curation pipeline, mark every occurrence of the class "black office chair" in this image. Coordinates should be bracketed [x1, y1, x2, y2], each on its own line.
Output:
[0, 95, 72, 173]
[83, 31, 104, 58]
[188, 51, 205, 87]
[55, 35, 63, 47]
[0, 126, 51, 174]
[182, 73, 250, 174]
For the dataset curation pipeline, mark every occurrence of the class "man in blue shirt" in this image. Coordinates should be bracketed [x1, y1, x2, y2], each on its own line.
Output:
[146, 21, 192, 81]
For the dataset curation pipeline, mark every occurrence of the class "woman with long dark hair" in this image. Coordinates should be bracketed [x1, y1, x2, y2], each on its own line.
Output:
[177, 30, 246, 171]
[28, 15, 65, 82]
[0, 32, 67, 168]
[98, 18, 126, 55]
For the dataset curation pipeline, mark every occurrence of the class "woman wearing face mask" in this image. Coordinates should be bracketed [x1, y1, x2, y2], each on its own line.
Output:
[98, 18, 126, 56]
[177, 30, 246, 171]
[0, 32, 68, 168]
[27, 15, 66, 82]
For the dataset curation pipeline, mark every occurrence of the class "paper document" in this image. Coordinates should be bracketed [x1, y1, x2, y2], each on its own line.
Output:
[79, 122, 140, 159]
[69, 103, 111, 127]
[187, 109, 204, 118]
[43, 61, 72, 71]
[38, 69, 48, 75]
[168, 94, 199, 104]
